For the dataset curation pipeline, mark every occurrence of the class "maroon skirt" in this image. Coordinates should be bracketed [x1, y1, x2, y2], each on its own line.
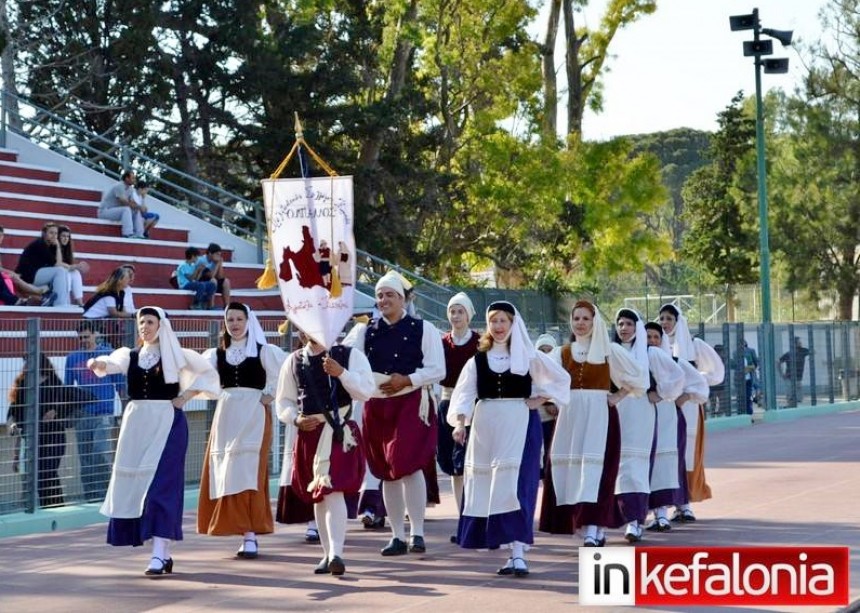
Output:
[363, 390, 437, 481]
[291, 419, 365, 505]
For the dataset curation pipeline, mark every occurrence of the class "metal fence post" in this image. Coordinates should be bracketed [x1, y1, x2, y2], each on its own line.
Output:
[826, 322, 835, 404]
[24, 318, 41, 513]
[807, 325, 817, 406]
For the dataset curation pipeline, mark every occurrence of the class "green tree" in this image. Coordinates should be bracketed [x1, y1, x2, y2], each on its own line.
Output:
[681, 93, 759, 320]
[769, 0, 859, 319]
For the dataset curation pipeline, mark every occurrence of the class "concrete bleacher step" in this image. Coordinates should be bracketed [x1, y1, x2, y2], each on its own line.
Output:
[1, 228, 232, 262]
[0, 210, 189, 243]
[0, 191, 102, 218]
[0, 159, 62, 182]
[2, 248, 262, 288]
[0, 176, 100, 201]
[0, 148, 18, 162]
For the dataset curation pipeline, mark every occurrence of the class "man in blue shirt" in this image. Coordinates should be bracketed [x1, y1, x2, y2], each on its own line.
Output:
[176, 246, 217, 309]
[64, 322, 125, 501]
[197, 243, 232, 308]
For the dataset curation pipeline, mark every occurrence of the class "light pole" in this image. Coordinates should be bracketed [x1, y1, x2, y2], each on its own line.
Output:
[729, 8, 792, 413]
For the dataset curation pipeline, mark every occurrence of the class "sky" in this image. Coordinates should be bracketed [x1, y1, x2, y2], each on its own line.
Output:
[541, 0, 831, 140]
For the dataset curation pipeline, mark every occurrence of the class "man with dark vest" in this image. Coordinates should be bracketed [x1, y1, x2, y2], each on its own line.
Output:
[343, 271, 445, 556]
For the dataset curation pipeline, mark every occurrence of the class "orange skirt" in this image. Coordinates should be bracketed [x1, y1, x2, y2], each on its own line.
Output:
[197, 408, 274, 535]
[686, 405, 712, 502]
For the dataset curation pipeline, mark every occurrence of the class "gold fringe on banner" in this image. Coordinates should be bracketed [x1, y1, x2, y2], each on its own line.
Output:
[256, 258, 278, 290]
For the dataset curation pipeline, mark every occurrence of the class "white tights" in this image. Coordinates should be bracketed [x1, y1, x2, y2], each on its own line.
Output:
[314, 492, 348, 559]
[382, 470, 426, 540]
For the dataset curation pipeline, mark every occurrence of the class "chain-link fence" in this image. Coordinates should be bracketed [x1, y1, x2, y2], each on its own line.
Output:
[1, 315, 858, 517]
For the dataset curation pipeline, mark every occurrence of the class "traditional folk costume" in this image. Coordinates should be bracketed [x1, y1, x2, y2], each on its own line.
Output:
[197, 305, 286, 559]
[659, 304, 724, 522]
[342, 271, 445, 556]
[639, 321, 686, 532]
[539, 301, 646, 547]
[275, 339, 374, 575]
[534, 333, 561, 480]
[448, 301, 569, 576]
[90, 306, 219, 575]
[437, 292, 480, 539]
[611, 309, 661, 543]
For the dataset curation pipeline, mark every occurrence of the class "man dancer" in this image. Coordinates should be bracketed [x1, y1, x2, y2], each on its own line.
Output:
[343, 271, 445, 555]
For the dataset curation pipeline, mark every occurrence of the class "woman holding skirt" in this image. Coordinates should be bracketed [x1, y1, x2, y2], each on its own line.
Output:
[197, 303, 285, 559]
[88, 306, 219, 576]
[448, 301, 569, 577]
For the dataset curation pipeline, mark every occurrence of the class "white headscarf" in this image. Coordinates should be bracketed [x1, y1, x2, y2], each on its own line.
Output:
[646, 322, 673, 354]
[138, 306, 186, 384]
[615, 307, 650, 390]
[570, 300, 612, 365]
[447, 292, 475, 321]
[375, 270, 405, 298]
[487, 301, 534, 376]
[659, 303, 695, 362]
[534, 333, 557, 352]
[225, 303, 267, 358]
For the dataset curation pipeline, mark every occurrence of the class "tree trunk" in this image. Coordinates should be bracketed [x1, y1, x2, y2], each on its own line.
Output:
[562, 0, 584, 136]
[540, 0, 561, 142]
[0, 0, 22, 131]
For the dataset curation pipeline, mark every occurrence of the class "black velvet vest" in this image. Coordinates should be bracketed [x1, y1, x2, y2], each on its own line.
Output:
[474, 351, 532, 399]
[128, 350, 180, 400]
[295, 345, 352, 415]
[216, 344, 266, 389]
[365, 315, 424, 375]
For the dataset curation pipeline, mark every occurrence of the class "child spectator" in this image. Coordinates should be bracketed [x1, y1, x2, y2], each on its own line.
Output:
[176, 246, 217, 309]
[132, 181, 160, 239]
[57, 225, 89, 307]
[82, 266, 135, 320]
[197, 243, 232, 308]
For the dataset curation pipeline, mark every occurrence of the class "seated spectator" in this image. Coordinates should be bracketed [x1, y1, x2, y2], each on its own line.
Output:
[14, 222, 68, 306]
[132, 180, 160, 239]
[83, 266, 135, 347]
[1, 225, 52, 305]
[197, 243, 232, 308]
[57, 225, 90, 307]
[176, 246, 217, 309]
[98, 170, 145, 239]
[119, 264, 137, 313]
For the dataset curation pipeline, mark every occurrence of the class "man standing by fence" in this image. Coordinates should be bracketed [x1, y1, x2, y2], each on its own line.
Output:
[780, 336, 810, 408]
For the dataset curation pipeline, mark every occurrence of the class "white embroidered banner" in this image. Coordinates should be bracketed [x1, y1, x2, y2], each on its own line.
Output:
[261, 176, 355, 348]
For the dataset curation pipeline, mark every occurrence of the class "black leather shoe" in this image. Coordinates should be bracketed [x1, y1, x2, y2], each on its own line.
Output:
[409, 535, 426, 553]
[144, 557, 173, 576]
[449, 534, 459, 544]
[314, 557, 330, 574]
[328, 555, 346, 576]
[512, 557, 530, 577]
[381, 537, 408, 556]
[237, 538, 258, 559]
[497, 558, 514, 575]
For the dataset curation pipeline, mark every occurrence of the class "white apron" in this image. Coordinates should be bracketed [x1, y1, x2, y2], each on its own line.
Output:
[462, 398, 529, 518]
[681, 399, 700, 468]
[614, 394, 655, 495]
[100, 399, 174, 518]
[208, 387, 265, 499]
[550, 388, 608, 505]
[651, 400, 680, 492]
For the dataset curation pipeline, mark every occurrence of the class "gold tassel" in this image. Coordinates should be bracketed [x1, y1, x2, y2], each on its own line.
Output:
[278, 319, 290, 336]
[329, 267, 342, 298]
[256, 258, 278, 289]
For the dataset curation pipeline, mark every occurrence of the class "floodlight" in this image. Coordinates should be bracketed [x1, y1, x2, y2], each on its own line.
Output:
[730, 13, 757, 31]
[763, 58, 789, 74]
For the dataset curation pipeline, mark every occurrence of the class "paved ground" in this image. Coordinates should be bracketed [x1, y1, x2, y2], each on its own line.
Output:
[3, 409, 859, 613]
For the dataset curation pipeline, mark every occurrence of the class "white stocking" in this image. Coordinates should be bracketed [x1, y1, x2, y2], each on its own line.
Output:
[382, 478, 406, 540]
[151, 536, 168, 563]
[314, 499, 331, 560]
[451, 475, 464, 511]
[325, 492, 347, 558]
[402, 470, 426, 537]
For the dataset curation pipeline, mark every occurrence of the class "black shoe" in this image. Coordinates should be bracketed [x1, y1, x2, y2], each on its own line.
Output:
[328, 555, 346, 576]
[40, 291, 57, 307]
[449, 534, 459, 544]
[145, 556, 173, 576]
[236, 539, 258, 559]
[408, 535, 426, 554]
[512, 557, 530, 577]
[362, 514, 386, 530]
[497, 557, 515, 576]
[381, 537, 408, 556]
[304, 528, 320, 544]
[314, 557, 330, 574]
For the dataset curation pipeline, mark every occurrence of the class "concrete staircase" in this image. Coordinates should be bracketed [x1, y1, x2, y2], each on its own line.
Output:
[0, 146, 284, 319]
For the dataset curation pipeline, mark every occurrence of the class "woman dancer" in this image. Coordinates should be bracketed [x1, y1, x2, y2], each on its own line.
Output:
[540, 301, 646, 547]
[448, 301, 569, 576]
[89, 306, 219, 576]
[437, 292, 480, 542]
[658, 304, 725, 522]
[198, 303, 285, 559]
[643, 322, 707, 531]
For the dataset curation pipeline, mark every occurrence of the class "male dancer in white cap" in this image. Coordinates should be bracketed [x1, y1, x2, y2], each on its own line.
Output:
[343, 271, 445, 555]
